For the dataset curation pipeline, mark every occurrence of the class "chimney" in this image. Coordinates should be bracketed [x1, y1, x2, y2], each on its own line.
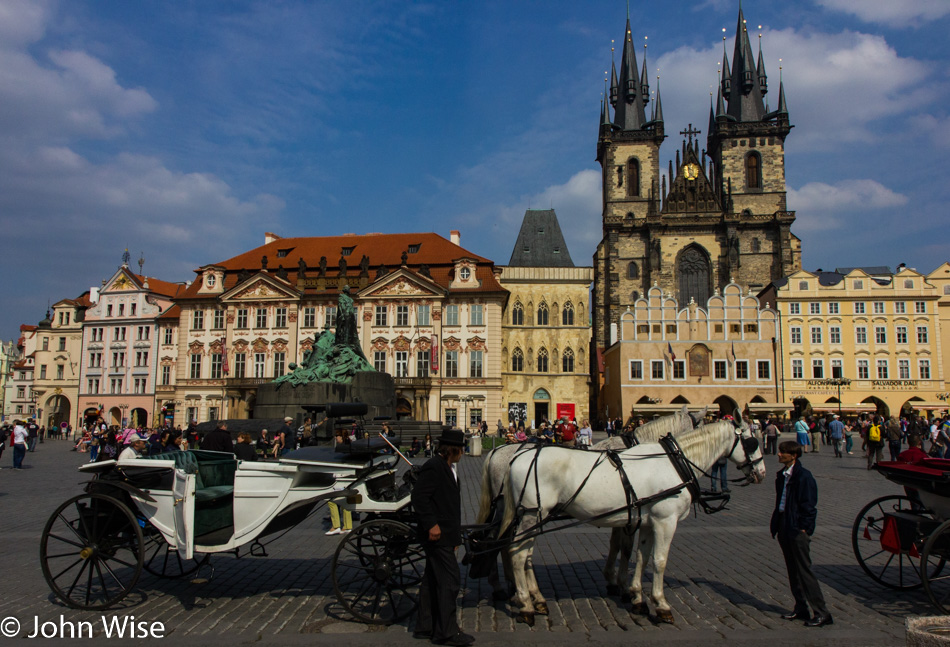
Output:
[450, 230, 460, 246]
[264, 232, 281, 245]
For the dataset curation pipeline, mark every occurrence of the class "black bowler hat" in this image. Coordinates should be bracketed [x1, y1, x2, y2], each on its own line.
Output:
[438, 427, 465, 447]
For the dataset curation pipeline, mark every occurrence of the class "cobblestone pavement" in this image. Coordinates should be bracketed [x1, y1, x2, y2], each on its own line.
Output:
[0, 437, 928, 645]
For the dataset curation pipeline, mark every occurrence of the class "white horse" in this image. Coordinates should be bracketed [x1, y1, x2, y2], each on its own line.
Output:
[474, 407, 701, 601]
[497, 415, 765, 625]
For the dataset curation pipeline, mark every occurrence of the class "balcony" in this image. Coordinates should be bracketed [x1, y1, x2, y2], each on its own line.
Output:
[226, 377, 271, 388]
[394, 376, 432, 389]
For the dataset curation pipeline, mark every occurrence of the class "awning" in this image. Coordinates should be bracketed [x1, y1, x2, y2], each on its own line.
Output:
[629, 403, 720, 414]
[810, 404, 877, 413]
[747, 403, 795, 413]
[902, 401, 948, 410]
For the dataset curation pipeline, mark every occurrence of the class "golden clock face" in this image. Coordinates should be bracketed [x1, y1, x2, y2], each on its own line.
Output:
[683, 163, 701, 181]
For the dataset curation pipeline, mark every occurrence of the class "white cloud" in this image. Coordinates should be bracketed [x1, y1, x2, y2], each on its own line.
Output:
[787, 179, 907, 232]
[655, 28, 932, 150]
[909, 114, 950, 148]
[815, 0, 950, 28]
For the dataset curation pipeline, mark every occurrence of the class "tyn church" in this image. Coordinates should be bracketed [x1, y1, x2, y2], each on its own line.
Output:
[592, 7, 801, 369]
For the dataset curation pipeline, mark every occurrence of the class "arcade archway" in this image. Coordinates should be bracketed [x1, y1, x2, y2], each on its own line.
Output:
[45, 395, 71, 430]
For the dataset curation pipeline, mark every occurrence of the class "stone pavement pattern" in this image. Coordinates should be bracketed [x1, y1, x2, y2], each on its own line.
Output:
[0, 437, 927, 645]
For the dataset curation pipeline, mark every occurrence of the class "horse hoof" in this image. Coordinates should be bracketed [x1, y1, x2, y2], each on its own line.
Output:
[606, 584, 621, 595]
[655, 609, 675, 624]
[630, 602, 649, 616]
[534, 602, 549, 615]
[517, 612, 535, 627]
[493, 590, 509, 602]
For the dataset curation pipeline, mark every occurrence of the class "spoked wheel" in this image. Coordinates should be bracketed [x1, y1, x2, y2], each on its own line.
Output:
[332, 519, 424, 624]
[851, 494, 942, 590]
[142, 525, 209, 578]
[922, 519, 950, 613]
[40, 493, 144, 610]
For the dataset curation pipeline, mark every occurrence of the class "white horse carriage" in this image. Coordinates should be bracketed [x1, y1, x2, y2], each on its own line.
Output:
[468, 408, 766, 625]
[39, 403, 424, 624]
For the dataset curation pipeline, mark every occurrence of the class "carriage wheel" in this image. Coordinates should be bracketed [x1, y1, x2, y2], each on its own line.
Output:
[851, 494, 942, 590]
[922, 519, 950, 613]
[142, 525, 209, 578]
[332, 519, 424, 624]
[40, 493, 144, 610]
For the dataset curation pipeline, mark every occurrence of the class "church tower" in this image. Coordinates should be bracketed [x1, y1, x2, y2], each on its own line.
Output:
[592, 6, 801, 407]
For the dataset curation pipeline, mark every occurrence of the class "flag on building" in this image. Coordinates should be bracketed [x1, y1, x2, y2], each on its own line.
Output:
[667, 342, 676, 362]
[221, 337, 229, 374]
[730, 342, 736, 365]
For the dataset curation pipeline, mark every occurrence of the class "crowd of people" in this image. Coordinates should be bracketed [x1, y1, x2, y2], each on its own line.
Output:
[501, 417, 593, 448]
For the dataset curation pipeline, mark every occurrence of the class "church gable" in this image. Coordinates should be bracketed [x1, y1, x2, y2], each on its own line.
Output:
[221, 274, 299, 302]
[662, 138, 721, 215]
[361, 269, 442, 298]
[104, 270, 138, 292]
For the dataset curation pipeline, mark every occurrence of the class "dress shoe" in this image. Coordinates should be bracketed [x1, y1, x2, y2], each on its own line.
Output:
[781, 610, 810, 621]
[432, 632, 475, 646]
[412, 630, 432, 640]
[804, 614, 833, 627]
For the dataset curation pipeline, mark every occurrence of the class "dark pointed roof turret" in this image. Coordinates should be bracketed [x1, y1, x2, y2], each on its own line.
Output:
[653, 78, 664, 124]
[610, 58, 619, 108]
[507, 209, 575, 268]
[612, 18, 647, 131]
[777, 77, 788, 114]
[640, 45, 650, 108]
[756, 34, 768, 95]
[725, 7, 767, 122]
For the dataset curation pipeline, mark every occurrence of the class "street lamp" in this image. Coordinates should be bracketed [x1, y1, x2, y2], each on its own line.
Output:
[459, 395, 474, 432]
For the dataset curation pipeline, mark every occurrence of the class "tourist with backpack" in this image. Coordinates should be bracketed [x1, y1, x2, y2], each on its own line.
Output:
[866, 416, 885, 470]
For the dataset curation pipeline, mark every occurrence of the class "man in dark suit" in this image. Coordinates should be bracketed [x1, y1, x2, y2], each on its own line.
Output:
[770, 440, 832, 627]
[199, 422, 233, 453]
[411, 427, 474, 646]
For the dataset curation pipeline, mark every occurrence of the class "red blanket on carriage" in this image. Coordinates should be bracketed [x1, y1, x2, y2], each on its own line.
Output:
[875, 458, 950, 498]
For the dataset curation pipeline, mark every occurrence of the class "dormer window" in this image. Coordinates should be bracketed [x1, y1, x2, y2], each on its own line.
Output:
[537, 227, 545, 234]
[459, 267, 471, 280]
[341, 247, 354, 257]
[206, 274, 216, 288]
[408, 244, 421, 254]
[276, 248, 292, 258]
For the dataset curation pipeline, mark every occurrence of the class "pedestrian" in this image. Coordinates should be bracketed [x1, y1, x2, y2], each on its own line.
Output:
[576, 419, 593, 450]
[765, 419, 779, 455]
[817, 416, 827, 447]
[828, 414, 844, 458]
[794, 416, 810, 449]
[866, 416, 885, 470]
[710, 456, 729, 493]
[118, 432, 148, 460]
[424, 433, 433, 458]
[886, 416, 902, 462]
[257, 429, 272, 456]
[27, 418, 39, 452]
[275, 417, 294, 456]
[898, 434, 929, 464]
[0, 425, 7, 465]
[233, 432, 258, 461]
[771, 441, 833, 627]
[408, 437, 421, 458]
[325, 500, 352, 536]
[12, 420, 29, 469]
[200, 422, 234, 453]
[844, 419, 854, 455]
[411, 427, 473, 647]
[808, 417, 820, 453]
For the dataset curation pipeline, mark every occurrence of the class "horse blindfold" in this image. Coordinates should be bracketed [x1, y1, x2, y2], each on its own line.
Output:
[741, 437, 760, 454]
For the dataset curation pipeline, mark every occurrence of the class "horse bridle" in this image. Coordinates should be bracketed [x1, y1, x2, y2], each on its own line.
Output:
[730, 428, 765, 480]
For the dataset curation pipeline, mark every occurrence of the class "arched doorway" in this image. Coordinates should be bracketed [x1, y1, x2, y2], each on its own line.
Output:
[671, 395, 690, 404]
[83, 407, 100, 427]
[714, 395, 739, 419]
[131, 408, 148, 428]
[533, 388, 550, 427]
[677, 245, 711, 306]
[792, 397, 811, 420]
[45, 395, 71, 430]
[396, 397, 412, 420]
[862, 396, 889, 418]
[901, 397, 924, 418]
[109, 407, 122, 427]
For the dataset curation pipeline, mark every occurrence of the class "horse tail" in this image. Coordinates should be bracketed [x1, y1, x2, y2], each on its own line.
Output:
[475, 449, 496, 524]
[498, 455, 520, 539]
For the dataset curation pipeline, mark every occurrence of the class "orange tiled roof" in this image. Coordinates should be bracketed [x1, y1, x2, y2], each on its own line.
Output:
[157, 304, 181, 321]
[130, 273, 187, 298]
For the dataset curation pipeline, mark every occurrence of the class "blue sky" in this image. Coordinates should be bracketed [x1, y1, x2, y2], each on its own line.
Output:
[2, 0, 949, 339]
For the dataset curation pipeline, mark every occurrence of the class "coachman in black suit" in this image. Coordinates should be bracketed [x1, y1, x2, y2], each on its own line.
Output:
[411, 428, 474, 646]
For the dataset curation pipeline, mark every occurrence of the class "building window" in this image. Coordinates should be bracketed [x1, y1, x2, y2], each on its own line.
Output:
[374, 351, 386, 373]
[160, 366, 171, 385]
[395, 305, 409, 327]
[735, 360, 749, 379]
[714, 360, 728, 380]
[92, 327, 104, 342]
[274, 352, 286, 376]
[186, 407, 197, 424]
[469, 408, 483, 428]
[812, 359, 824, 379]
[629, 360, 643, 380]
[809, 302, 820, 315]
[470, 304, 483, 326]
[831, 358, 842, 379]
[854, 280, 864, 289]
[417, 305, 430, 326]
[904, 279, 915, 289]
[56, 365, 64, 380]
[275, 308, 287, 328]
[210, 353, 223, 379]
[119, 304, 125, 316]
[920, 359, 932, 379]
[895, 302, 906, 314]
[537, 303, 549, 326]
[791, 359, 803, 379]
[789, 303, 801, 315]
[627, 262, 640, 279]
[303, 307, 316, 328]
[511, 349, 524, 372]
[115, 326, 127, 341]
[470, 350, 483, 378]
[190, 355, 201, 379]
[130, 303, 136, 316]
[236, 308, 248, 329]
[875, 326, 887, 344]
[510, 304, 524, 326]
[790, 327, 802, 344]
[444, 408, 457, 428]
[876, 359, 889, 379]
[110, 378, 123, 394]
[40, 365, 47, 379]
[744, 323, 758, 334]
[374, 305, 387, 327]
[673, 360, 686, 379]
[898, 359, 910, 379]
[916, 301, 927, 314]
[757, 360, 771, 380]
[16, 386, 25, 399]
[137, 326, 150, 341]
[562, 348, 575, 373]
[651, 360, 665, 380]
[855, 327, 867, 344]
[445, 305, 459, 326]
[234, 353, 246, 378]
[416, 351, 429, 377]
[133, 378, 147, 394]
[88, 352, 101, 368]
[212, 310, 225, 329]
[828, 302, 839, 314]
[253, 353, 266, 378]
[626, 158, 640, 197]
[857, 359, 869, 380]
[445, 350, 459, 377]
[745, 152, 761, 188]
[751, 237, 761, 253]
[192, 310, 204, 330]
[873, 302, 885, 314]
[88, 377, 100, 393]
[562, 303, 575, 326]
[255, 308, 267, 328]
[811, 327, 822, 344]
[829, 327, 841, 344]
[394, 351, 409, 377]
[918, 326, 929, 344]
[135, 351, 149, 367]
[854, 302, 866, 314]
[106, 304, 113, 317]
[112, 351, 126, 367]
[537, 348, 549, 372]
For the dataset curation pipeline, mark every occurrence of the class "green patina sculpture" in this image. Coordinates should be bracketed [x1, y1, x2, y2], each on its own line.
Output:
[274, 285, 374, 387]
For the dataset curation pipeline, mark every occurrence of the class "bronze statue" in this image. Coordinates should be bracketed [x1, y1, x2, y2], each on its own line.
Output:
[359, 254, 370, 278]
[298, 257, 307, 278]
[376, 264, 388, 279]
[276, 264, 288, 280]
[318, 256, 327, 277]
[261, 255, 269, 269]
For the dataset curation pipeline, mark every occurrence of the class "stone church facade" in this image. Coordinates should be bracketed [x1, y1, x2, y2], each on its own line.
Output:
[592, 8, 801, 410]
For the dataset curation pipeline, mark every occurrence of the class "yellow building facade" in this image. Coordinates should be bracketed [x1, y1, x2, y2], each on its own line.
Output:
[760, 267, 946, 418]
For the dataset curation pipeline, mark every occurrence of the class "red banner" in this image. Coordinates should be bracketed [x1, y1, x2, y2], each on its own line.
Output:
[430, 334, 439, 372]
[556, 403, 575, 421]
